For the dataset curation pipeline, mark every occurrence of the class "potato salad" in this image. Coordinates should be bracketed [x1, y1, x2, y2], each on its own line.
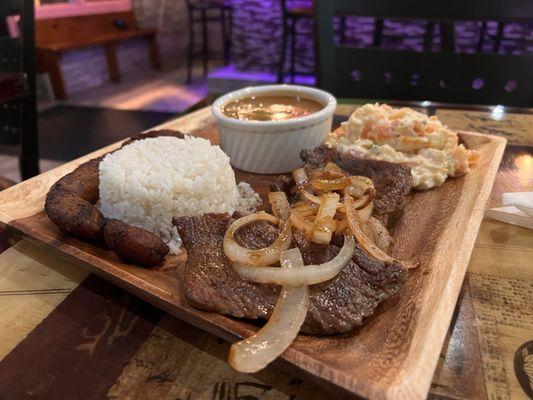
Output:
[327, 104, 478, 190]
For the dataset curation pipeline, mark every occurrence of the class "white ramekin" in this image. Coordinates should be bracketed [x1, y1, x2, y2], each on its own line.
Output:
[212, 84, 337, 174]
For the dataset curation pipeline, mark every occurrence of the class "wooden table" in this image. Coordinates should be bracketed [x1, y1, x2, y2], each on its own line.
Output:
[0, 103, 532, 400]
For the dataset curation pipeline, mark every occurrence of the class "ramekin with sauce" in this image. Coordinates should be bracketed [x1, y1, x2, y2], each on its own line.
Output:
[212, 85, 336, 174]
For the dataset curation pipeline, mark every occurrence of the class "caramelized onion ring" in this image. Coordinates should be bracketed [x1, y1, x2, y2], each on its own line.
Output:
[228, 248, 309, 373]
[223, 212, 292, 267]
[345, 195, 394, 263]
[232, 234, 355, 286]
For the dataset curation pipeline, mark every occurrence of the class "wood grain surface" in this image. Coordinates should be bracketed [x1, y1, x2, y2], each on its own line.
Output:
[0, 108, 507, 400]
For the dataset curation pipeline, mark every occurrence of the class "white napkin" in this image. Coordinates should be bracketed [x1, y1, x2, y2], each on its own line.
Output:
[486, 192, 533, 229]
[502, 192, 533, 217]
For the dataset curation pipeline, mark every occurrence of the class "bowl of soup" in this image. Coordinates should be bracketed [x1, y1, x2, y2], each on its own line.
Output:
[212, 85, 336, 173]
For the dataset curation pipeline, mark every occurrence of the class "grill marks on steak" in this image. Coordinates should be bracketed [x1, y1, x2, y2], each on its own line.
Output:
[174, 213, 406, 335]
[300, 145, 412, 218]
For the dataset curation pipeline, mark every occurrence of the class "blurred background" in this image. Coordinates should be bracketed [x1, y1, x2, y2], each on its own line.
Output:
[0, 0, 532, 185]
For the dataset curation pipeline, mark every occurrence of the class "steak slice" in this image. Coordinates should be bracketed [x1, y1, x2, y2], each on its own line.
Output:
[174, 213, 279, 319]
[300, 145, 412, 219]
[174, 213, 406, 335]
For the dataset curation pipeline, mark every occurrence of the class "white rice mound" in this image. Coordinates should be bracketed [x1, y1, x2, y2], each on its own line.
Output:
[99, 136, 260, 254]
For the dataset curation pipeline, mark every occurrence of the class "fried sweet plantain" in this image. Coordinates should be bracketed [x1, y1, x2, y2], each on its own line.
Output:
[103, 219, 169, 267]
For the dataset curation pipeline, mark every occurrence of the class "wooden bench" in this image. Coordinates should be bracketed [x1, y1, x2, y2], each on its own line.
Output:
[36, 11, 160, 100]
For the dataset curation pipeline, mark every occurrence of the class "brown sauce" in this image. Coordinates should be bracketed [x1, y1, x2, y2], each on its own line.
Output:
[222, 95, 324, 121]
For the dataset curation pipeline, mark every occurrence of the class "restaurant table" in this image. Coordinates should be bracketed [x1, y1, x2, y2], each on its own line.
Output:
[0, 102, 532, 400]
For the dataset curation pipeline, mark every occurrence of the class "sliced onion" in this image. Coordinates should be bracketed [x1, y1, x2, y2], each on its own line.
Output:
[290, 211, 338, 243]
[268, 191, 291, 220]
[316, 192, 339, 216]
[292, 168, 308, 188]
[335, 218, 349, 234]
[224, 212, 292, 267]
[367, 217, 392, 252]
[228, 248, 309, 373]
[337, 196, 373, 215]
[358, 200, 374, 223]
[355, 190, 375, 208]
[361, 222, 373, 240]
[302, 188, 369, 211]
[311, 192, 339, 244]
[351, 175, 374, 190]
[292, 203, 318, 217]
[232, 234, 355, 286]
[311, 216, 338, 244]
[311, 176, 350, 191]
[344, 195, 394, 263]
[343, 176, 374, 198]
[289, 210, 314, 236]
[324, 162, 344, 176]
[307, 167, 324, 180]
[300, 188, 321, 204]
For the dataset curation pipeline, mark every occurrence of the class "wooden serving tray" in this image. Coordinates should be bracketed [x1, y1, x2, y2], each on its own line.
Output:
[0, 108, 506, 399]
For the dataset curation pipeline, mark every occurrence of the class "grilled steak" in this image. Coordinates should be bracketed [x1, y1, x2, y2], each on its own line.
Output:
[300, 145, 412, 219]
[174, 213, 406, 335]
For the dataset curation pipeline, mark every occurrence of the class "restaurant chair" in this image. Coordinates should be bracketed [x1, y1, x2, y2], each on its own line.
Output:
[277, 0, 313, 83]
[478, 21, 504, 53]
[314, 0, 533, 107]
[0, 0, 39, 180]
[372, 19, 456, 52]
[477, 21, 533, 54]
[186, 0, 233, 84]
[278, 0, 350, 83]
